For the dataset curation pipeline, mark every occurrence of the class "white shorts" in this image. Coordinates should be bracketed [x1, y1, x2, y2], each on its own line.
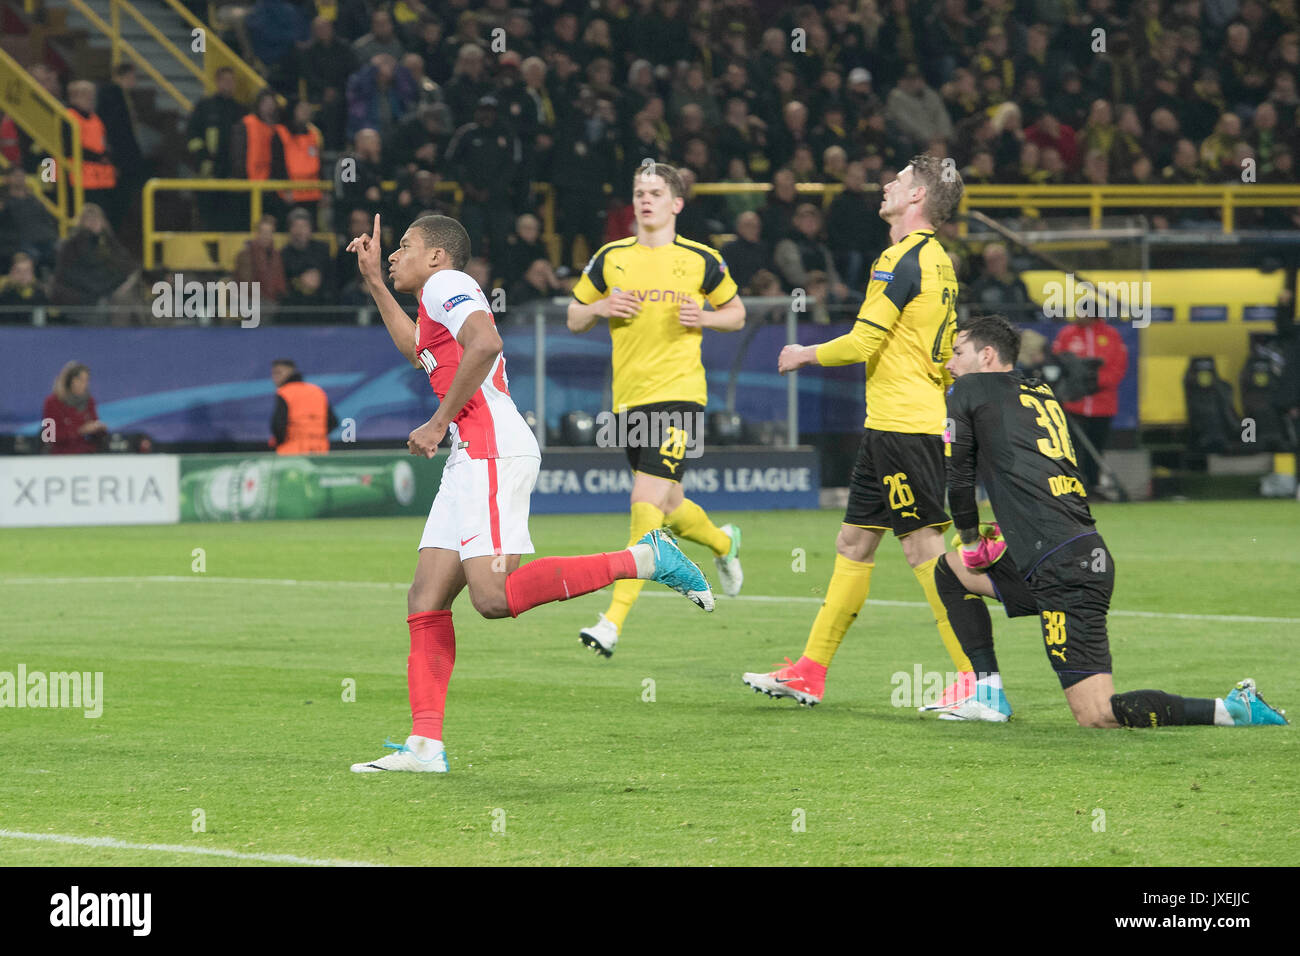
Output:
[418, 455, 540, 559]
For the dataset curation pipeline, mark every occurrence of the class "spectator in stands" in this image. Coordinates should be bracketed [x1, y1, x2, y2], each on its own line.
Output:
[245, 0, 309, 72]
[392, 102, 453, 176]
[885, 64, 953, 157]
[234, 214, 288, 314]
[352, 9, 405, 64]
[0, 252, 48, 320]
[508, 257, 565, 309]
[0, 165, 59, 271]
[1052, 314, 1130, 495]
[718, 157, 763, 223]
[720, 211, 771, 293]
[1144, 106, 1182, 170]
[51, 204, 143, 323]
[768, 101, 812, 171]
[96, 63, 143, 234]
[395, 167, 449, 224]
[275, 100, 324, 224]
[278, 265, 331, 317]
[1201, 112, 1245, 179]
[760, 167, 800, 247]
[444, 45, 492, 128]
[65, 81, 118, 231]
[296, 17, 357, 150]
[43, 361, 108, 454]
[186, 67, 244, 230]
[716, 96, 770, 182]
[281, 207, 333, 293]
[1163, 138, 1206, 184]
[346, 53, 416, 142]
[231, 90, 287, 225]
[773, 203, 848, 302]
[826, 160, 885, 292]
[1184, 67, 1228, 142]
[1050, 65, 1090, 131]
[447, 95, 524, 261]
[270, 358, 337, 454]
[968, 242, 1032, 317]
[673, 167, 723, 243]
[551, 87, 618, 263]
[334, 128, 390, 226]
[1250, 101, 1284, 177]
[501, 213, 548, 289]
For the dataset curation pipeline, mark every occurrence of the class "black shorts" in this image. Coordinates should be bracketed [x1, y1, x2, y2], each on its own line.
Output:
[985, 552, 1037, 618]
[844, 430, 951, 537]
[620, 401, 705, 483]
[1025, 532, 1114, 688]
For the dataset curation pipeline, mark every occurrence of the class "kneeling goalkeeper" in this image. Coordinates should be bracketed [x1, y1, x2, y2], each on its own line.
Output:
[929, 313, 1287, 728]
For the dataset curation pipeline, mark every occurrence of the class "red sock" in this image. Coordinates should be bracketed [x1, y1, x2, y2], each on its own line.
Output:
[407, 610, 455, 741]
[505, 551, 637, 617]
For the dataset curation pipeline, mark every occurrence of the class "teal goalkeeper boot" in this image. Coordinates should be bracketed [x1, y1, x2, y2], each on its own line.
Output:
[1224, 679, 1289, 726]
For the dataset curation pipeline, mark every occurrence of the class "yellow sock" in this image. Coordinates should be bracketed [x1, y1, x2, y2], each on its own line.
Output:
[912, 556, 974, 673]
[802, 555, 873, 667]
[665, 498, 732, 556]
[604, 501, 665, 631]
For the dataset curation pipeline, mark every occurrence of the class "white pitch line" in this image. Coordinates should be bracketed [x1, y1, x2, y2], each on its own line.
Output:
[0, 829, 384, 867]
[2, 575, 1297, 625]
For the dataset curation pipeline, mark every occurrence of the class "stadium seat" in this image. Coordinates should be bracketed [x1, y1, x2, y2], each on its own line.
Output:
[161, 235, 217, 271]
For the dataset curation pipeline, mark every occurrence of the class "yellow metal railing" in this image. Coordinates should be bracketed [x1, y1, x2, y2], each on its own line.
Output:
[156, 0, 279, 105]
[64, 0, 194, 111]
[143, 178, 559, 269]
[0, 47, 83, 235]
[61, 0, 272, 111]
[959, 184, 1300, 233]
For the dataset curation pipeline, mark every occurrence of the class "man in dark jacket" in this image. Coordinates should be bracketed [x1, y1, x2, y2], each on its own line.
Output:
[96, 62, 144, 234]
[446, 95, 523, 259]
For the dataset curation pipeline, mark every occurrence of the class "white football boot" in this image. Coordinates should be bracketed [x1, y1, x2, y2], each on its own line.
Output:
[714, 524, 743, 598]
[351, 735, 449, 773]
[934, 686, 1013, 722]
[580, 613, 619, 658]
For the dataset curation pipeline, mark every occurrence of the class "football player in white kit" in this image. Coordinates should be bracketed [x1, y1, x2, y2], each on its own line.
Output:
[346, 214, 715, 773]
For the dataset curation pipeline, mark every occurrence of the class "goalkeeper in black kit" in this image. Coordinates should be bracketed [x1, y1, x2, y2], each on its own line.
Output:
[925, 313, 1288, 728]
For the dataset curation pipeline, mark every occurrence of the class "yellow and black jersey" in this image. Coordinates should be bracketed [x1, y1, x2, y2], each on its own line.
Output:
[571, 235, 739, 412]
[815, 228, 959, 434]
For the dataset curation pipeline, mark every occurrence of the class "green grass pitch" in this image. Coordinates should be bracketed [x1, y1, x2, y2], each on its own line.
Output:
[1, 501, 1296, 866]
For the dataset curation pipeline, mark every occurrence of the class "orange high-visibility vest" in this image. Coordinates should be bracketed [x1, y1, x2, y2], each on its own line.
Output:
[71, 111, 117, 189]
[275, 123, 323, 201]
[241, 114, 275, 180]
[276, 381, 330, 454]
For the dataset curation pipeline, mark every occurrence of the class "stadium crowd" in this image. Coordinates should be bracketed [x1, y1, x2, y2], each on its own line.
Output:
[4, 0, 1300, 322]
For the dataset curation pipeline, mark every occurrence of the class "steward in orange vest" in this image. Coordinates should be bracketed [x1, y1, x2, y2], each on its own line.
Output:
[64, 81, 117, 191]
[232, 90, 287, 181]
[276, 100, 323, 203]
[270, 360, 338, 455]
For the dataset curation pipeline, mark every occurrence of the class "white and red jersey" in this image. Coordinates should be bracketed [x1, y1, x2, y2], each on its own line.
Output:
[416, 269, 540, 466]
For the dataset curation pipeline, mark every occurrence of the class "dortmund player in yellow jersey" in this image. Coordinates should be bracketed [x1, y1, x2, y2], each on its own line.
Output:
[567, 163, 747, 656]
[743, 154, 975, 707]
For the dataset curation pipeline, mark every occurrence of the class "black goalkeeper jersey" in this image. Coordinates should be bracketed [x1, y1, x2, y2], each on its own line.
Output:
[945, 371, 1095, 575]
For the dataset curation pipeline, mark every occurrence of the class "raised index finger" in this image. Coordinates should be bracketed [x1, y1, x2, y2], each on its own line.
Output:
[372, 214, 381, 244]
